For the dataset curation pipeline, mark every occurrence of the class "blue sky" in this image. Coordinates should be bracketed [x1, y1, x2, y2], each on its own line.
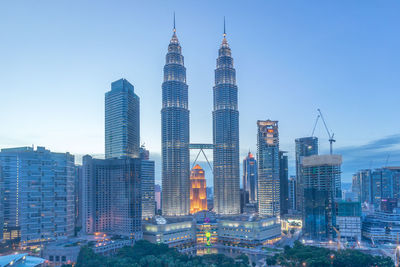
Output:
[1, 1, 399, 184]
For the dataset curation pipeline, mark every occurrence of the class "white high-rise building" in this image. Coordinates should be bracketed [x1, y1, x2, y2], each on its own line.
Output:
[0, 147, 75, 244]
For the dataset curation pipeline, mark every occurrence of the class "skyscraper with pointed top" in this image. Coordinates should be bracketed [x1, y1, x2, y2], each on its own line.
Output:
[213, 19, 240, 215]
[161, 16, 190, 216]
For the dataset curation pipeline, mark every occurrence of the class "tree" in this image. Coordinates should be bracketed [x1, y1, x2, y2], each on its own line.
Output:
[267, 241, 395, 267]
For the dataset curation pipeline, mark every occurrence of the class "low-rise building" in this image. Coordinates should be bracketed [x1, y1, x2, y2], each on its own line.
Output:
[217, 215, 281, 249]
[193, 211, 218, 246]
[42, 234, 135, 266]
[142, 216, 196, 251]
[0, 253, 45, 267]
[335, 201, 361, 242]
[362, 208, 400, 244]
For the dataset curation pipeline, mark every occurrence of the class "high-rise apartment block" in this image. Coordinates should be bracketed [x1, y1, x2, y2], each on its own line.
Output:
[295, 137, 318, 213]
[301, 154, 342, 240]
[0, 147, 75, 244]
[243, 152, 258, 204]
[190, 165, 207, 214]
[161, 25, 190, 216]
[279, 151, 289, 216]
[213, 29, 240, 215]
[105, 78, 140, 159]
[257, 120, 280, 217]
[82, 155, 142, 239]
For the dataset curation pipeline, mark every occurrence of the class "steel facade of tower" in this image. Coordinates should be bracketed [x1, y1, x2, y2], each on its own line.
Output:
[161, 27, 190, 216]
[257, 120, 280, 217]
[105, 79, 140, 159]
[213, 31, 240, 215]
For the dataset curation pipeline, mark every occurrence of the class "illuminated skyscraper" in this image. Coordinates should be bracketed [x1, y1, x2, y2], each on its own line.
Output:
[161, 19, 190, 216]
[105, 79, 140, 159]
[213, 22, 240, 215]
[190, 165, 207, 214]
[243, 152, 258, 204]
[257, 120, 280, 217]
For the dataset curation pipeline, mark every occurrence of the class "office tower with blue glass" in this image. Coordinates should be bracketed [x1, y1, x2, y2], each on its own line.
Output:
[288, 176, 296, 211]
[82, 155, 142, 239]
[161, 22, 190, 216]
[371, 168, 395, 207]
[74, 165, 83, 230]
[140, 146, 155, 220]
[257, 120, 280, 217]
[105, 78, 140, 159]
[295, 137, 318, 212]
[0, 147, 75, 244]
[279, 151, 289, 216]
[243, 152, 258, 204]
[213, 24, 240, 215]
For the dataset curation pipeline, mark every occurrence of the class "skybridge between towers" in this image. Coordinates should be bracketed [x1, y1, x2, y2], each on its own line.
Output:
[189, 144, 213, 171]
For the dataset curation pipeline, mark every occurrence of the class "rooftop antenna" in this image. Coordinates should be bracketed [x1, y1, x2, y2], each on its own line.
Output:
[173, 12, 176, 32]
[223, 16, 226, 37]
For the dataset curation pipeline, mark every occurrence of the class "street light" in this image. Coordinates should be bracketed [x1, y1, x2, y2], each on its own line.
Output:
[330, 254, 335, 267]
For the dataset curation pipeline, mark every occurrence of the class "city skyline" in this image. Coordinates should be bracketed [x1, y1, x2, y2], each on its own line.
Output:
[0, 2, 399, 264]
[1, 1, 400, 183]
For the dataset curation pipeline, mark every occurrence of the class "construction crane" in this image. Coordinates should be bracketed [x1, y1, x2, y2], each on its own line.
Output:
[311, 114, 320, 137]
[332, 226, 341, 251]
[317, 109, 336, 155]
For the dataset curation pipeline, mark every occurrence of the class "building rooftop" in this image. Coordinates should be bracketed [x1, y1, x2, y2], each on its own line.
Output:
[145, 215, 194, 225]
[219, 214, 275, 222]
[0, 253, 45, 267]
[302, 154, 342, 167]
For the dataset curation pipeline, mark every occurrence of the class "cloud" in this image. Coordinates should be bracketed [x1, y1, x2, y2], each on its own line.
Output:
[336, 134, 400, 181]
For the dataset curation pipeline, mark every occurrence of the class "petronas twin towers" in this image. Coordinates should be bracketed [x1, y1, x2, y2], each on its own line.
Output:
[162, 19, 239, 216]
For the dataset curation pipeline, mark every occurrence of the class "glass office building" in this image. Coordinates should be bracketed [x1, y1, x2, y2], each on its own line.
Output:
[161, 26, 190, 216]
[295, 137, 318, 212]
[105, 78, 140, 159]
[140, 147, 155, 220]
[243, 152, 258, 204]
[82, 155, 142, 239]
[257, 120, 280, 217]
[213, 30, 240, 215]
[279, 151, 289, 216]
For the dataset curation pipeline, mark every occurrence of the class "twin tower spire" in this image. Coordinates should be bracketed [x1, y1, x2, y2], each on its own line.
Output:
[171, 14, 228, 40]
[162, 14, 239, 216]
